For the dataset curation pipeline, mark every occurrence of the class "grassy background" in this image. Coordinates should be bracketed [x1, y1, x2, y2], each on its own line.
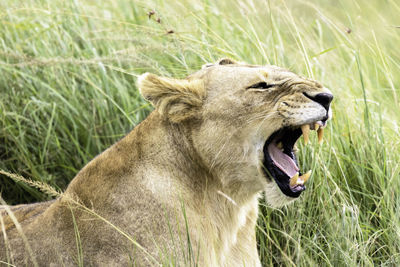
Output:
[1, 0, 399, 265]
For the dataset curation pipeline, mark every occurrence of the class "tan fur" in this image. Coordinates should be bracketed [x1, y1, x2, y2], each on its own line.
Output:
[139, 73, 206, 123]
[0, 59, 332, 266]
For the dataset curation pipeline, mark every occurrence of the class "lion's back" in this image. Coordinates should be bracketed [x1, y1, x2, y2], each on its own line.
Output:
[0, 201, 58, 264]
[0, 201, 53, 231]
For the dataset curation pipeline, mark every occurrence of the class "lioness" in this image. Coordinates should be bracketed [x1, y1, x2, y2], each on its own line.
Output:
[0, 59, 333, 266]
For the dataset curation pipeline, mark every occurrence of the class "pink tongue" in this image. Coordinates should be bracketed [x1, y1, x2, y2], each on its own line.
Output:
[268, 142, 299, 178]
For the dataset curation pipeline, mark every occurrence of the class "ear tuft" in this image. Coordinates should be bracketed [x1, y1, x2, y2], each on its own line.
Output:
[217, 58, 237, 65]
[138, 73, 205, 123]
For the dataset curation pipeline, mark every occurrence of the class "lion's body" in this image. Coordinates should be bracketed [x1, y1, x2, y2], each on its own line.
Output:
[1, 111, 260, 266]
[0, 59, 332, 266]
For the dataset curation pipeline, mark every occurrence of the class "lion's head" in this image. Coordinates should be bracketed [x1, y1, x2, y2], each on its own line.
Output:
[138, 59, 333, 207]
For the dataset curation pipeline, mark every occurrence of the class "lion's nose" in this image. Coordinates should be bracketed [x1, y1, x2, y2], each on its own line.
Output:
[304, 92, 333, 111]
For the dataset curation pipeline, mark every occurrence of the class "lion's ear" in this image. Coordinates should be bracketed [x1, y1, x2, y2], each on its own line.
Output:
[201, 58, 238, 69]
[216, 58, 237, 65]
[138, 73, 205, 123]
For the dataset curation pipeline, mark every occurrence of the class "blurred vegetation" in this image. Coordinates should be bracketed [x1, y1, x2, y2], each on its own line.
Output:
[1, 0, 399, 265]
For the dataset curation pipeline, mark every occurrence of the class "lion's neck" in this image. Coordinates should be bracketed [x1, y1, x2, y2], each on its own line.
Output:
[187, 191, 260, 266]
[62, 111, 261, 265]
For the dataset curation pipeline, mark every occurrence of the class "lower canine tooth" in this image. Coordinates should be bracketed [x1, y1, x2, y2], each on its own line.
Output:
[317, 127, 324, 144]
[289, 172, 299, 187]
[301, 170, 312, 183]
[297, 179, 304, 185]
[301, 124, 310, 145]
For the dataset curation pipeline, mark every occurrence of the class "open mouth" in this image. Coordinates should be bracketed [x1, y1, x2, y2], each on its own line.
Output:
[262, 121, 326, 198]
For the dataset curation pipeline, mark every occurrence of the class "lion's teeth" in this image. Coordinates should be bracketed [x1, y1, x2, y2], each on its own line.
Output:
[297, 178, 305, 185]
[290, 171, 311, 187]
[314, 123, 320, 131]
[301, 124, 310, 145]
[317, 127, 324, 144]
[301, 170, 312, 183]
[289, 172, 299, 187]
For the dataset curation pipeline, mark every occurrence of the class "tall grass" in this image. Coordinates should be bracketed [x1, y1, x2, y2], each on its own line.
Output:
[0, 0, 399, 265]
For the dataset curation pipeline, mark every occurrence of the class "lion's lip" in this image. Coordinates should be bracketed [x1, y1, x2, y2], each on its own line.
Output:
[262, 121, 326, 198]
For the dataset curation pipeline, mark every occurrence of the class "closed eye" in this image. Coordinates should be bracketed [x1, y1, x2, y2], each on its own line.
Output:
[247, 82, 275, 90]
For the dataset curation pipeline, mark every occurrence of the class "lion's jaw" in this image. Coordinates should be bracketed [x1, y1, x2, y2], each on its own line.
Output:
[139, 59, 333, 207]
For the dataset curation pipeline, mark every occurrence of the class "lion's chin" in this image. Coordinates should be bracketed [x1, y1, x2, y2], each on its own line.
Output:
[263, 182, 298, 207]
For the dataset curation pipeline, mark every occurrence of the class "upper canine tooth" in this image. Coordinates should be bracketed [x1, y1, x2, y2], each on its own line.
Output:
[289, 172, 299, 187]
[301, 124, 310, 145]
[293, 144, 298, 152]
[317, 127, 324, 144]
[314, 123, 320, 131]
